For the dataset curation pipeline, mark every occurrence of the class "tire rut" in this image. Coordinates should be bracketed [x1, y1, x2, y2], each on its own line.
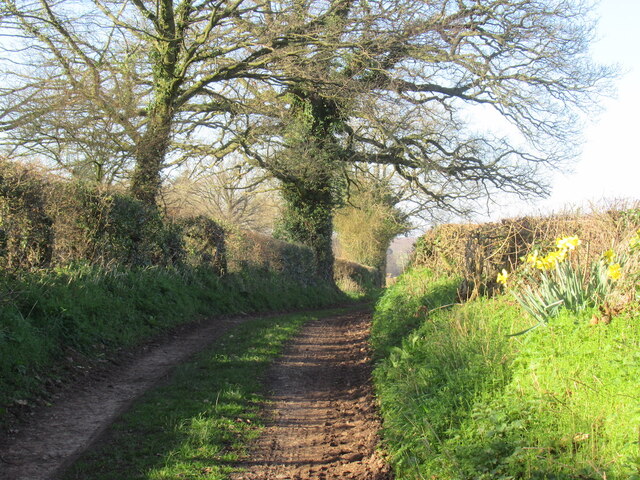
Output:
[232, 310, 391, 480]
[0, 309, 391, 480]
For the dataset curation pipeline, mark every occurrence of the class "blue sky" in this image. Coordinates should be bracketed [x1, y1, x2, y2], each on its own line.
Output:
[486, 0, 640, 219]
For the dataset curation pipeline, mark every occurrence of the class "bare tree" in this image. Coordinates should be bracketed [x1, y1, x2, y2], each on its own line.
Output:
[235, 0, 614, 280]
[0, 0, 615, 282]
[165, 159, 280, 233]
[0, 0, 313, 203]
[0, 71, 139, 183]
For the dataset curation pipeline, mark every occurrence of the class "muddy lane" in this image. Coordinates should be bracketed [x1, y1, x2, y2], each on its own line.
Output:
[232, 311, 392, 480]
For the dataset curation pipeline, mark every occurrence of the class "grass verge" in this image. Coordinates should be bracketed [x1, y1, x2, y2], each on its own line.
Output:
[62, 307, 353, 480]
[0, 264, 344, 427]
[372, 267, 640, 479]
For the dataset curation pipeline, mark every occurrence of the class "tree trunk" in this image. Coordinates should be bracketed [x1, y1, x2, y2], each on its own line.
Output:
[130, 112, 172, 206]
[277, 181, 336, 283]
[130, 0, 180, 206]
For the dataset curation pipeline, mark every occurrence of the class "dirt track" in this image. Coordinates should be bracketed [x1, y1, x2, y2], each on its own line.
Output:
[232, 311, 391, 480]
[0, 316, 246, 480]
[0, 309, 390, 480]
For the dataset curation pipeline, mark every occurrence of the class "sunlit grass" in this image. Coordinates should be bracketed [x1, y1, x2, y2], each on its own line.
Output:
[372, 268, 640, 479]
[0, 264, 344, 425]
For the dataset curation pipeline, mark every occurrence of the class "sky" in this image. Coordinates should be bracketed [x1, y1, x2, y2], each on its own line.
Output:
[482, 0, 640, 220]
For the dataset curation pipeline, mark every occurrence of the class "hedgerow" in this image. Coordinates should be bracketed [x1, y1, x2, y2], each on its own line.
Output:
[0, 159, 368, 427]
[414, 206, 640, 298]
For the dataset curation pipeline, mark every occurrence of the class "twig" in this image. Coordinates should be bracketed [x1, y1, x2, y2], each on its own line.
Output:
[427, 303, 461, 315]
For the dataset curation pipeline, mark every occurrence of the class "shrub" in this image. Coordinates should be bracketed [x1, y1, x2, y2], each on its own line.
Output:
[176, 215, 226, 274]
[413, 223, 478, 273]
[0, 161, 184, 269]
[49, 182, 180, 267]
[414, 206, 640, 298]
[226, 229, 317, 285]
[0, 160, 53, 269]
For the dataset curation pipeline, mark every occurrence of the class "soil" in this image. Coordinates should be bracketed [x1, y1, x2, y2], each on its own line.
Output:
[0, 309, 391, 480]
[231, 310, 391, 480]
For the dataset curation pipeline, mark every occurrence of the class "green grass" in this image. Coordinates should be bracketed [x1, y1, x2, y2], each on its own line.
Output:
[372, 267, 640, 479]
[62, 307, 350, 480]
[370, 267, 461, 358]
[0, 263, 344, 425]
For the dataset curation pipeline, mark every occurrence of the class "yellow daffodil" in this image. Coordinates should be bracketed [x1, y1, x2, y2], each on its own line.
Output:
[556, 236, 581, 252]
[545, 252, 559, 266]
[553, 248, 567, 262]
[602, 249, 615, 265]
[497, 269, 509, 285]
[536, 256, 554, 271]
[630, 231, 640, 251]
[536, 250, 565, 270]
[607, 263, 622, 280]
[525, 250, 539, 265]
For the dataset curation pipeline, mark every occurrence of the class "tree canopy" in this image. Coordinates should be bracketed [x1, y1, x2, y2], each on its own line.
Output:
[0, 0, 614, 279]
[233, 0, 613, 276]
[1, 0, 317, 201]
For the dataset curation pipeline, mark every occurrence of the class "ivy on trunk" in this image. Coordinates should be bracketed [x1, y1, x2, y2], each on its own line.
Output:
[276, 181, 336, 282]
